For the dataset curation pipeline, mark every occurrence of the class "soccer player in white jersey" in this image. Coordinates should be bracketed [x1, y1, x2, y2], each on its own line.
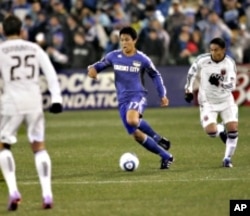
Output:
[0, 15, 63, 211]
[184, 37, 238, 168]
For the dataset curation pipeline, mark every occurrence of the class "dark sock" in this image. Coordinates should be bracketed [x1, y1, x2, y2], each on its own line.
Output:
[219, 131, 227, 144]
[138, 136, 171, 160]
[138, 119, 161, 142]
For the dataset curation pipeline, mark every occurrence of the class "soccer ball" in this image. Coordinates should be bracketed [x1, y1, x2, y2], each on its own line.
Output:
[119, 152, 139, 171]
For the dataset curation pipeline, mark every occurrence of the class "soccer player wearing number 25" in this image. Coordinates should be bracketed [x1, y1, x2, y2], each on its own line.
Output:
[0, 15, 63, 211]
[88, 26, 173, 169]
[185, 37, 238, 168]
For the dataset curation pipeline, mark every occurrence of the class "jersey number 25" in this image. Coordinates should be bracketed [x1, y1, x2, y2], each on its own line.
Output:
[10, 55, 35, 80]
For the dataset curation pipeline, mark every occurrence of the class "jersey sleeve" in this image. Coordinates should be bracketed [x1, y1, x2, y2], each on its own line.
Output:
[221, 59, 237, 92]
[185, 57, 200, 92]
[145, 59, 167, 98]
[91, 52, 113, 73]
[37, 46, 63, 104]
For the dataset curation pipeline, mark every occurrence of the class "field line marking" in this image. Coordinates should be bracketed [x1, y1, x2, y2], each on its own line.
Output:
[18, 178, 250, 185]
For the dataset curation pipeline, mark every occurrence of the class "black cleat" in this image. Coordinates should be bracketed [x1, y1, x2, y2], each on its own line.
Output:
[158, 137, 171, 150]
[160, 156, 174, 169]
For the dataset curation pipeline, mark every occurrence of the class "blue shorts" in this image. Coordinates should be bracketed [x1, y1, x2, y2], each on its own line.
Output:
[118, 95, 147, 134]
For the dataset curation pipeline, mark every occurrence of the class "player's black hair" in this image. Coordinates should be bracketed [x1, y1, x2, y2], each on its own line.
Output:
[3, 15, 22, 36]
[209, 37, 226, 49]
[119, 26, 137, 40]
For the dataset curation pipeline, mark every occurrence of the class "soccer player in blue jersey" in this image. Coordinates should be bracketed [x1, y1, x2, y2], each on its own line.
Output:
[87, 26, 173, 169]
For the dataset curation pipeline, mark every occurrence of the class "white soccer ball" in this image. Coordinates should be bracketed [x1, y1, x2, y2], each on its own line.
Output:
[119, 152, 139, 171]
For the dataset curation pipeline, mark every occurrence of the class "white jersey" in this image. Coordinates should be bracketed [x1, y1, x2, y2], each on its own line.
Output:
[185, 53, 237, 104]
[0, 39, 62, 115]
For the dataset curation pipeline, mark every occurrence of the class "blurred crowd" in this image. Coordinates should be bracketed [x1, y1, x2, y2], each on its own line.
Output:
[0, 0, 250, 70]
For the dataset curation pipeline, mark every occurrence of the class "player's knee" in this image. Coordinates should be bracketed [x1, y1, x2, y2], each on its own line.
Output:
[204, 123, 217, 137]
[0, 143, 11, 150]
[127, 118, 139, 127]
[207, 132, 217, 138]
[31, 141, 45, 153]
[228, 131, 238, 139]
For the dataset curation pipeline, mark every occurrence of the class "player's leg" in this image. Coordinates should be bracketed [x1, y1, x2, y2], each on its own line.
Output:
[0, 115, 22, 211]
[119, 99, 173, 169]
[119, 100, 173, 169]
[217, 123, 227, 144]
[132, 128, 173, 169]
[26, 112, 53, 209]
[130, 96, 171, 150]
[138, 119, 171, 150]
[221, 104, 238, 167]
[200, 104, 225, 141]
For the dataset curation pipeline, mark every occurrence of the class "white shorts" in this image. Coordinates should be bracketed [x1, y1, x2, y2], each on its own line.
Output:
[0, 111, 45, 144]
[199, 100, 238, 128]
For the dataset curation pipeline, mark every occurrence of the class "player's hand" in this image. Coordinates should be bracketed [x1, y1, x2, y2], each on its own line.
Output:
[209, 74, 220, 87]
[160, 97, 169, 107]
[185, 92, 193, 103]
[49, 103, 63, 114]
[87, 66, 98, 79]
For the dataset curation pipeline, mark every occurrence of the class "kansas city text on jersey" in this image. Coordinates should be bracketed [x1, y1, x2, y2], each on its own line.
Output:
[114, 64, 140, 73]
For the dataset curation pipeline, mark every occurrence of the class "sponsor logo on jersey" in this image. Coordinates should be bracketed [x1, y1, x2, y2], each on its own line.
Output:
[114, 64, 129, 71]
[132, 61, 141, 67]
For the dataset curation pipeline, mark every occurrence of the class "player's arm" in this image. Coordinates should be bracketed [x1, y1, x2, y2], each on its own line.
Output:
[184, 59, 200, 103]
[87, 54, 112, 79]
[145, 61, 168, 107]
[185, 61, 199, 93]
[220, 61, 237, 92]
[37, 47, 63, 113]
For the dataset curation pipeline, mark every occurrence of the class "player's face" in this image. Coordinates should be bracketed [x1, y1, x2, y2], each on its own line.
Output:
[120, 34, 136, 56]
[209, 44, 226, 61]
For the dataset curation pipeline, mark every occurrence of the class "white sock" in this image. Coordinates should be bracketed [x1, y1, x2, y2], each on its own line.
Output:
[224, 137, 238, 159]
[0, 149, 19, 195]
[34, 150, 52, 198]
[216, 124, 225, 136]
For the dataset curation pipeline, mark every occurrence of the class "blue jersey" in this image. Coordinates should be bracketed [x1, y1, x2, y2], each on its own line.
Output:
[92, 49, 167, 104]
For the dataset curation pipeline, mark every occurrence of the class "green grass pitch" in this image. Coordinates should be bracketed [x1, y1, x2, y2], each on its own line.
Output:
[0, 107, 249, 216]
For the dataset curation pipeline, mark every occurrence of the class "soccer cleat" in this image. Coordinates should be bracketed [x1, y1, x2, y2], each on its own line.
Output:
[158, 137, 171, 150]
[8, 191, 21, 211]
[43, 196, 53, 209]
[222, 158, 233, 168]
[160, 156, 174, 169]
